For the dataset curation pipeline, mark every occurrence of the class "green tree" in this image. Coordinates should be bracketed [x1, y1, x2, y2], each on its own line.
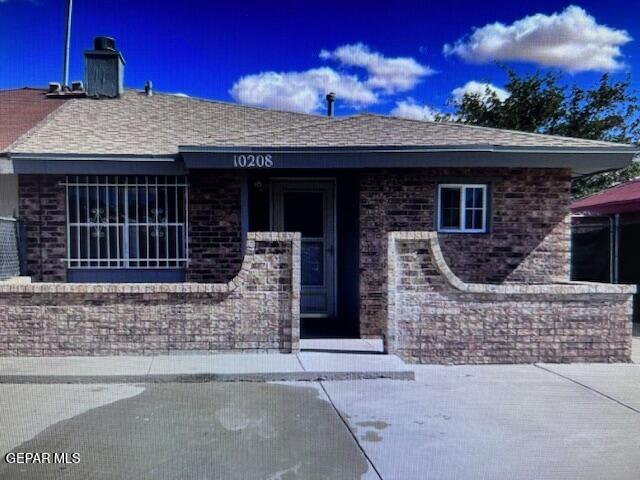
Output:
[450, 69, 640, 198]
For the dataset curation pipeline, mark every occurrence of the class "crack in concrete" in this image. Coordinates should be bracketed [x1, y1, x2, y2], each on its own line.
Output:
[295, 353, 307, 372]
[318, 381, 384, 480]
[535, 364, 640, 415]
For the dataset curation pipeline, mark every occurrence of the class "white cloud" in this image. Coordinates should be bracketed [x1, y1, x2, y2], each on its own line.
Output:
[443, 5, 632, 72]
[230, 67, 377, 113]
[451, 81, 509, 104]
[231, 43, 434, 113]
[320, 43, 434, 93]
[390, 99, 440, 121]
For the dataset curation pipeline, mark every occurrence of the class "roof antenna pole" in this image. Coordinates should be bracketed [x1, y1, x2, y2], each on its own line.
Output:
[62, 0, 73, 89]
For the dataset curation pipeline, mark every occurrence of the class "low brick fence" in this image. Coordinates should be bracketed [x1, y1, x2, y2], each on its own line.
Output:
[0, 232, 300, 356]
[387, 232, 636, 364]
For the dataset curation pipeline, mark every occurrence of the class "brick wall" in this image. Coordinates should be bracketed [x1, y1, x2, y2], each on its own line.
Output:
[18, 173, 245, 284]
[18, 175, 66, 282]
[0, 233, 300, 356]
[360, 168, 571, 337]
[187, 171, 243, 283]
[387, 232, 634, 364]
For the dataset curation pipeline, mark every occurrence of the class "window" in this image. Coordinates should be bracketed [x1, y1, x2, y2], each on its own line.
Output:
[437, 184, 488, 233]
[64, 175, 189, 268]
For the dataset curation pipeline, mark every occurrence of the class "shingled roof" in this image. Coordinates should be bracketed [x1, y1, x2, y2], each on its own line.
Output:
[7, 89, 633, 157]
[0, 88, 68, 153]
[9, 90, 323, 156]
[214, 113, 628, 149]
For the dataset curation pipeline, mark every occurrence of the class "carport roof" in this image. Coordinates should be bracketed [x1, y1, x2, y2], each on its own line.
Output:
[571, 178, 640, 215]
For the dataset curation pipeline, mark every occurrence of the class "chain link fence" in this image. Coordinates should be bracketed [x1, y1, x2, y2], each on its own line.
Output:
[0, 217, 20, 280]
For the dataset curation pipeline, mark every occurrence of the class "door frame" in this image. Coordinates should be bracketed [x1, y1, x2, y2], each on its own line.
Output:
[269, 177, 337, 319]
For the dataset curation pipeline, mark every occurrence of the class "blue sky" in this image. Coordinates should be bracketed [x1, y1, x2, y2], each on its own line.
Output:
[1, 0, 639, 118]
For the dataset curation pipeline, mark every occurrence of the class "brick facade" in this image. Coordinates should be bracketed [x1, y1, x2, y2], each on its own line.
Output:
[360, 168, 571, 337]
[18, 173, 245, 284]
[186, 170, 243, 283]
[0, 233, 300, 356]
[387, 232, 634, 364]
[18, 175, 67, 282]
[14, 169, 634, 365]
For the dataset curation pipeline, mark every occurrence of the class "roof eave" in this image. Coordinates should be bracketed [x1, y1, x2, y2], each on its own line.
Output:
[6, 145, 637, 177]
[7, 152, 185, 175]
[571, 201, 640, 215]
[179, 145, 638, 176]
[179, 144, 639, 154]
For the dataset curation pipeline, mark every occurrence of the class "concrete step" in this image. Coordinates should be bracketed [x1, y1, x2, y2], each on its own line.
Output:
[300, 338, 384, 353]
[0, 352, 414, 384]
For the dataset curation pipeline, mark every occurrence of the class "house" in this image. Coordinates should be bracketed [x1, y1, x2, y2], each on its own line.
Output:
[0, 37, 637, 363]
[571, 179, 640, 324]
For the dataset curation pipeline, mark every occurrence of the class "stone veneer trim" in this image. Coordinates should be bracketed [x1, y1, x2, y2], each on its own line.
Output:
[390, 231, 636, 295]
[0, 232, 301, 356]
[386, 231, 635, 364]
[0, 232, 299, 294]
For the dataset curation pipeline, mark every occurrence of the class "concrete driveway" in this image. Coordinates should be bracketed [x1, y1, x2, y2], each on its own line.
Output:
[2, 364, 640, 479]
[325, 364, 640, 480]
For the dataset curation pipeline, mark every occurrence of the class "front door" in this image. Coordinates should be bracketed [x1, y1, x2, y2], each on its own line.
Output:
[271, 180, 336, 319]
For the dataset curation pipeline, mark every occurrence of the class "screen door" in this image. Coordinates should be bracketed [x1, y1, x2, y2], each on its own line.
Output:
[271, 180, 336, 318]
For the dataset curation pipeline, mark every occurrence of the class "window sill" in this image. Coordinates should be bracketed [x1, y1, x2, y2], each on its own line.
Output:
[67, 268, 186, 283]
[437, 229, 488, 234]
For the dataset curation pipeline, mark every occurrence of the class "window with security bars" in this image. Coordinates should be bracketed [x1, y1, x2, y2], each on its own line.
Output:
[64, 176, 189, 268]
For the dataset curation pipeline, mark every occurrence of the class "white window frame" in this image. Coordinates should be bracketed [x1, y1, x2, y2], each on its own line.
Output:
[437, 183, 488, 233]
[62, 175, 189, 269]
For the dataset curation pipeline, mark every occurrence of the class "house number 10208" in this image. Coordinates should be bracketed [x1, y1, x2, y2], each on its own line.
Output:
[233, 154, 273, 168]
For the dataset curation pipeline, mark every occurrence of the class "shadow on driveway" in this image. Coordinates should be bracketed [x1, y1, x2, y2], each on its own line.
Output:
[0, 383, 369, 480]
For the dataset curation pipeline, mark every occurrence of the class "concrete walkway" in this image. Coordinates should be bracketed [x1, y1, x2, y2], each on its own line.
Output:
[2, 363, 640, 479]
[0, 334, 637, 383]
[0, 350, 412, 383]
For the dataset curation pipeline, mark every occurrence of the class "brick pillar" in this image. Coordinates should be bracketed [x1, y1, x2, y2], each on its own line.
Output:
[186, 171, 243, 283]
[18, 175, 67, 282]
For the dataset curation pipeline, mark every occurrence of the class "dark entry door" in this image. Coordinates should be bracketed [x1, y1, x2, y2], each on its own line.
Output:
[271, 180, 336, 319]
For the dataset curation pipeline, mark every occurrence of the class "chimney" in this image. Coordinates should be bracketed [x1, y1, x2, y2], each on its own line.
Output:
[326, 92, 336, 116]
[84, 36, 125, 98]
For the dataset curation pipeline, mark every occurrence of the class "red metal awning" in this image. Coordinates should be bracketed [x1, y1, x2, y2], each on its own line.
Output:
[571, 178, 640, 215]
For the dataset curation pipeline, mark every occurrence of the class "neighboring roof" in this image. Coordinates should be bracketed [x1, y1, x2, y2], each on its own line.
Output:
[571, 178, 640, 215]
[0, 88, 68, 152]
[9, 90, 324, 156]
[8, 90, 634, 156]
[213, 113, 630, 149]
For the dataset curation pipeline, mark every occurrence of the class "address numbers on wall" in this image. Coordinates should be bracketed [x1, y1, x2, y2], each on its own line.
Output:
[233, 154, 274, 168]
